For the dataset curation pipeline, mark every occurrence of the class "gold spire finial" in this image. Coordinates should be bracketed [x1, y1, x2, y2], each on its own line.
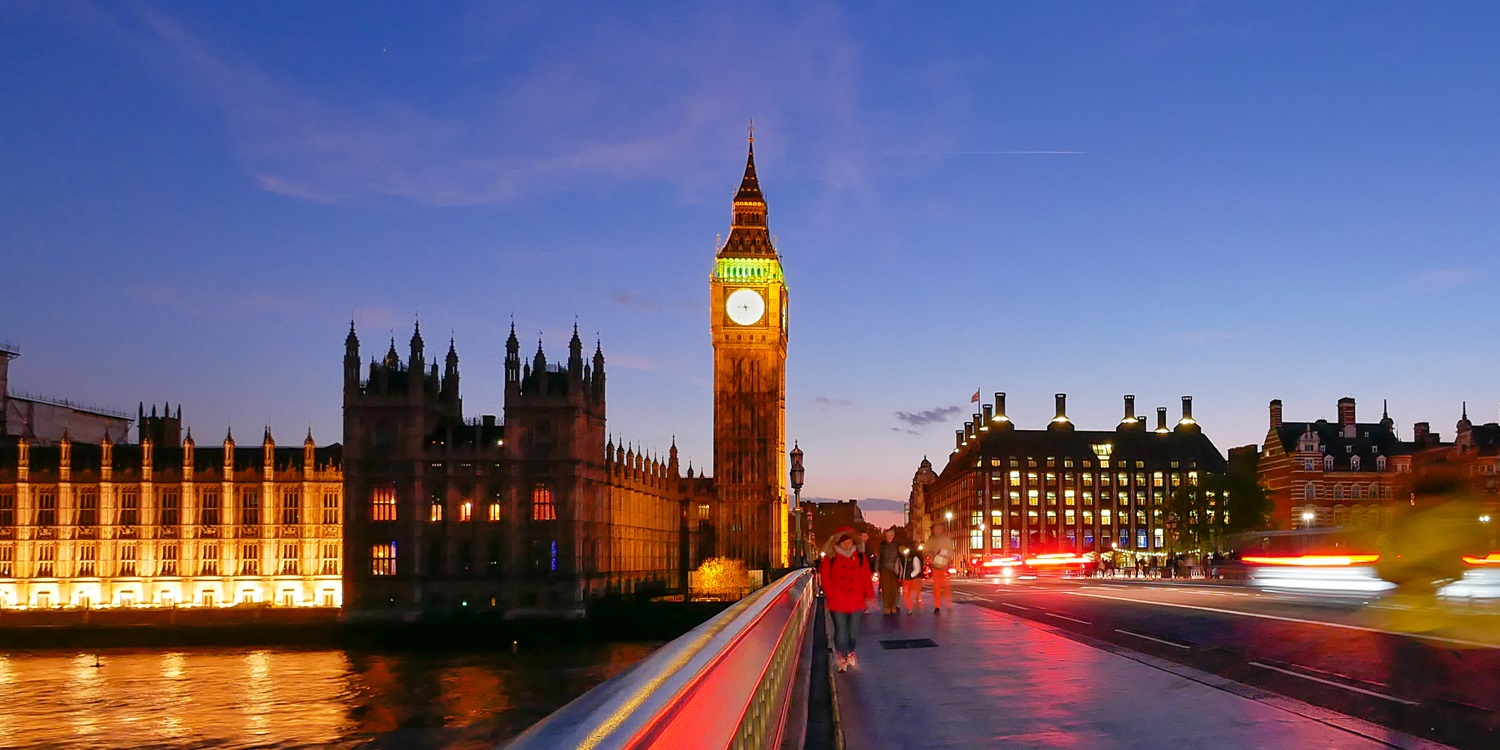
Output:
[748, 117, 755, 144]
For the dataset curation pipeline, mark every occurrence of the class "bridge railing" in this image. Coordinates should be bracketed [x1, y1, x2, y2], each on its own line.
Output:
[504, 567, 817, 750]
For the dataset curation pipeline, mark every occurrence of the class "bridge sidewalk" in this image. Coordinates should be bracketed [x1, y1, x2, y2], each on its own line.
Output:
[830, 601, 1445, 750]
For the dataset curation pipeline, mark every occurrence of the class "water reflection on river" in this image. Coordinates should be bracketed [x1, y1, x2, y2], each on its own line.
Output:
[0, 642, 659, 749]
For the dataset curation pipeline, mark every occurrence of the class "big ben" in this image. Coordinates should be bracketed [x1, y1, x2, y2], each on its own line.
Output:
[711, 133, 788, 571]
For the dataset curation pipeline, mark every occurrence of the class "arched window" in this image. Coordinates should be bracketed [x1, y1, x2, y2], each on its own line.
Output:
[1304, 483, 1316, 500]
[1332, 505, 1349, 526]
[1334, 484, 1344, 499]
[1324, 455, 1335, 471]
[1351, 455, 1361, 471]
[1376, 456, 1387, 471]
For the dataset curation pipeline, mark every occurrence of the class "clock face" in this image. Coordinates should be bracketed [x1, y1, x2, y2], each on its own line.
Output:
[725, 288, 766, 326]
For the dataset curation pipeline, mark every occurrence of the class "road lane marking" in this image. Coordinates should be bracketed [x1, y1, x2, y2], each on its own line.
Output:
[1114, 629, 1190, 649]
[1043, 611, 1092, 625]
[1248, 662, 1419, 705]
[998, 602, 1029, 611]
[1070, 591, 1500, 650]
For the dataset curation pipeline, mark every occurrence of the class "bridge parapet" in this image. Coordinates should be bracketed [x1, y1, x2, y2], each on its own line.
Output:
[505, 568, 816, 750]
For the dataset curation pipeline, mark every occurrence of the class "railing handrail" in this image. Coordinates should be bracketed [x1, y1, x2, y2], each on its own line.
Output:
[504, 568, 815, 750]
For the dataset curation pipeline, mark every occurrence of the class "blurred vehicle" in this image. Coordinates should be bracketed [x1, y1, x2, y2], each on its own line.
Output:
[1021, 552, 1093, 577]
[971, 554, 1023, 577]
[1234, 528, 1393, 595]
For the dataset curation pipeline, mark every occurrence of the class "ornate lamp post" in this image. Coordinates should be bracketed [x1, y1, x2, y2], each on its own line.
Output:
[790, 442, 806, 566]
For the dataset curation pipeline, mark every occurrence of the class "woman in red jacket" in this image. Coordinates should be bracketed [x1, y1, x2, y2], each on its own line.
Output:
[819, 528, 873, 672]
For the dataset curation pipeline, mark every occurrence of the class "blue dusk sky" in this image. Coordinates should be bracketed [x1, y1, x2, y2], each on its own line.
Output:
[5, 2, 1500, 527]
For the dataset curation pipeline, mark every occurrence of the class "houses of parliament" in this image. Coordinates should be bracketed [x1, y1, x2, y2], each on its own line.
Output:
[0, 140, 791, 616]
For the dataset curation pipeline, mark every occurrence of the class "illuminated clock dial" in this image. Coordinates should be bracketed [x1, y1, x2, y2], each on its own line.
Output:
[725, 288, 766, 326]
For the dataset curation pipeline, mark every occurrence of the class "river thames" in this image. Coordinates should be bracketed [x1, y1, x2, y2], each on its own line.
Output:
[0, 642, 659, 749]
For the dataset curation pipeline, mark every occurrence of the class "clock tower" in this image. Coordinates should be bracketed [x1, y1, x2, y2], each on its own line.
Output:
[710, 134, 789, 571]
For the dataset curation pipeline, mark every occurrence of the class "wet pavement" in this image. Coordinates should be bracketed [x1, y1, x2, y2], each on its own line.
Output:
[831, 602, 1449, 749]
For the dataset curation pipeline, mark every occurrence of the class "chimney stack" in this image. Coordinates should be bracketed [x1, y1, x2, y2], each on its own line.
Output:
[1181, 396, 1194, 422]
[954, 429, 963, 451]
[1055, 393, 1067, 420]
[994, 392, 1007, 420]
[1270, 399, 1283, 428]
[1338, 397, 1356, 428]
[982, 404, 994, 423]
[1414, 422, 1430, 444]
[1123, 395, 1137, 422]
[1156, 407, 1169, 433]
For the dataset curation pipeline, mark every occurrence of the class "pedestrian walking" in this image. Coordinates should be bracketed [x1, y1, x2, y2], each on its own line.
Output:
[900, 545, 925, 613]
[877, 527, 902, 614]
[819, 528, 873, 672]
[924, 523, 957, 614]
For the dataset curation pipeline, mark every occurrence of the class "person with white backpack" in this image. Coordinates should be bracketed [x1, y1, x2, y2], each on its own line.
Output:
[923, 523, 957, 614]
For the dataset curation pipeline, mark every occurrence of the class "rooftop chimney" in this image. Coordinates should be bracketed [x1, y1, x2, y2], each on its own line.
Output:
[1156, 407, 1169, 433]
[1413, 421, 1430, 445]
[1270, 399, 1283, 429]
[1123, 395, 1137, 422]
[1055, 393, 1067, 420]
[1338, 397, 1356, 438]
[1182, 396, 1194, 421]
[994, 392, 1007, 420]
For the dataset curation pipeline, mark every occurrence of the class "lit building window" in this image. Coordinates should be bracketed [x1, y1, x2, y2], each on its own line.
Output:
[118, 544, 137, 576]
[77, 491, 99, 527]
[36, 492, 57, 526]
[372, 543, 397, 576]
[240, 543, 260, 575]
[371, 487, 397, 522]
[159, 543, 179, 576]
[280, 543, 299, 574]
[200, 490, 221, 526]
[532, 484, 556, 521]
[160, 491, 180, 526]
[322, 493, 339, 525]
[0, 544, 11, 577]
[35, 544, 56, 577]
[77, 544, 97, 576]
[698, 503, 711, 520]
[321, 542, 339, 575]
[201, 544, 219, 575]
[281, 492, 301, 525]
[459, 501, 473, 522]
[0, 493, 12, 527]
[240, 489, 261, 526]
[428, 502, 444, 523]
[488, 502, 502, 522]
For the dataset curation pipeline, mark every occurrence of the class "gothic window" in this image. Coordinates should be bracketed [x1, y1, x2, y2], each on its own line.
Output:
[201, 544, 219, 575]
[372, 543, 397, 576]
[120, 490, 139, 526]
[487, 501, 502, 522]
[200, 490, 220, 526]
[531, 484, 556, 521]
[320, 542, 339, 575]
[160, 543, 179, 576]
[322, 493, 339, 525]
[77, 490, 98, 527]
[36, 492, 57, 526]
[35, 544, 55, 577]
[281, 491, 301, 525]
[118, 544, 137, 576]
[371, 487, 397, 522]
[0, 545, 12, 577]
[160, 491, 180, 526]
[279, 543, 299, 575]
[0, 493, 12, 527]
[77, 544, 97, 577]
[459, 501, 473, 523]
[428, 501, 444, 523]
[240, 489, 261, 526]
[240, 543, 260, 575]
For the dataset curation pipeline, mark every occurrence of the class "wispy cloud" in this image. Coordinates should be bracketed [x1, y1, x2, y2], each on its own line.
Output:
[894, 405, 962, 429]
[94, 5, 895, 208]
[815, 396, 854, 408]
[613, 292, 654, 310]
[1411, 268, 1479, 292]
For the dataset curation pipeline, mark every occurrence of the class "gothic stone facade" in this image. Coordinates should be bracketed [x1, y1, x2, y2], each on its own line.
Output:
[0, 417, 343, 610]
[341, 323, 691, 617]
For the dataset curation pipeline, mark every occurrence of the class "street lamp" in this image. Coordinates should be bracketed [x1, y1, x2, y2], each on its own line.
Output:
[1301, 510, 1316, 528]
[789, 442, 805, 566]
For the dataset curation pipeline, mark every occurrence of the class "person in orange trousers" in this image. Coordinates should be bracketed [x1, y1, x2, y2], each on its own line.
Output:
[899, 546, 925, 613]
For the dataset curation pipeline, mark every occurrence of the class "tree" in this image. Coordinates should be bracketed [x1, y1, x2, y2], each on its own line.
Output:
[1168, 471, 1274, 553]
[1221, 470, 1274, 536]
